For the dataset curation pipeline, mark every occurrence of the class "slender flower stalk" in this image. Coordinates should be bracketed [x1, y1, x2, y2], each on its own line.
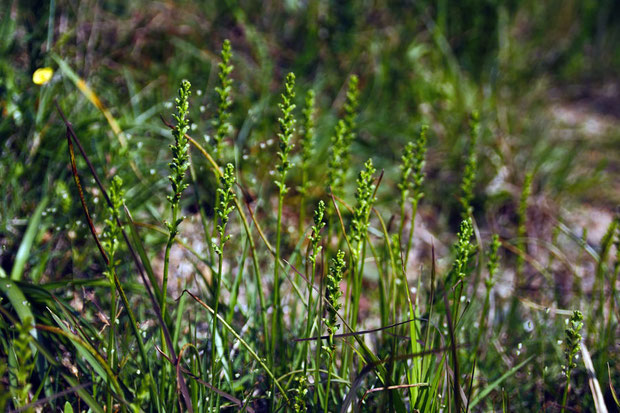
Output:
[327, 120, 348, 198]
[460, 111, 479, 219]
[305, 201, 325, 382]
[351, 159, 376, 262]
[450, 218, 475, 282]
[349, 159, 376, 329]
[474, 234, 500, 358]
[272, 72, 296, 368]
[101, 176, 123, 412]
[516, 171, 533, 283]
[398, 125, 428, 266]
[342, 159, 376, 378]
[162, 80, 191, 322]
[449, 217, 475, 321]
[304, 201, 325, 403]
[606, 217, 620, 346]
[341, 74, 359, 173]
[158, 80, 191, 404]
[322, 250, 345, 413]
[213, 39, 234, 161]
[561, 310, 583, 413]
[508, 170, 533, 323]
[209, 163, 236, 411]
[591, 215, 618, 334]
[327, 75, 360, 199]
[299, 89, 316, 232]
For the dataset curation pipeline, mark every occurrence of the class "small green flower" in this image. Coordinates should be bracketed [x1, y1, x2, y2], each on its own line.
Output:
[300, 89, 316, 196]
[327, 75, 360, 197]
[342, 75, 360, 163]
[309, 200, 325, 264]
[167, 79, 192, 220]
[485, 234, 501, 288]
[274, 72, 296, 195]
[460, 111, 479, 219]
[9, 317, 35, 408]
[292, 374, 308, 413]
[213, 39, 234, 160]
[162, 80, 192, 323]
[450, 217, 475, 282]
[563, 310, 583, 373]
[102, 176, 124, 272]
[301, 90, 316, 170]
[324, 250, 346, 338]
[321, 249, 345, 413]
[213, 163, 236, 255]
[560, 309, 584, 412]
[351, 159, 376, 259]
[399, 125, 428, 205]
[327, 119, 348, 196]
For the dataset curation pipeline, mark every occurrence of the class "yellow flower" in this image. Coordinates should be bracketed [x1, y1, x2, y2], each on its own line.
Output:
[32, 67, 54, 85]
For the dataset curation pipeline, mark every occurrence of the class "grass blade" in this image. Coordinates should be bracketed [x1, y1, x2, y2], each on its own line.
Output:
[608, 363, 620, 408]
[469, 355, 534, 409]
[10, 197, 48, 281]
[0, 279, 37, 341]
[62, 374, 105, 413]
[581, 342, 608, 413]
[51, 54, 127, 148]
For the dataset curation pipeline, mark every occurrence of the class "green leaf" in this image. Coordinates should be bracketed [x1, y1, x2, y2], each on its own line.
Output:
[64, 401, 74, 413]
[48, 311, 107, 379]
[0, 277, 37, 340]
[609, 364, 620, 407]
[11, 197, 48, 281]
